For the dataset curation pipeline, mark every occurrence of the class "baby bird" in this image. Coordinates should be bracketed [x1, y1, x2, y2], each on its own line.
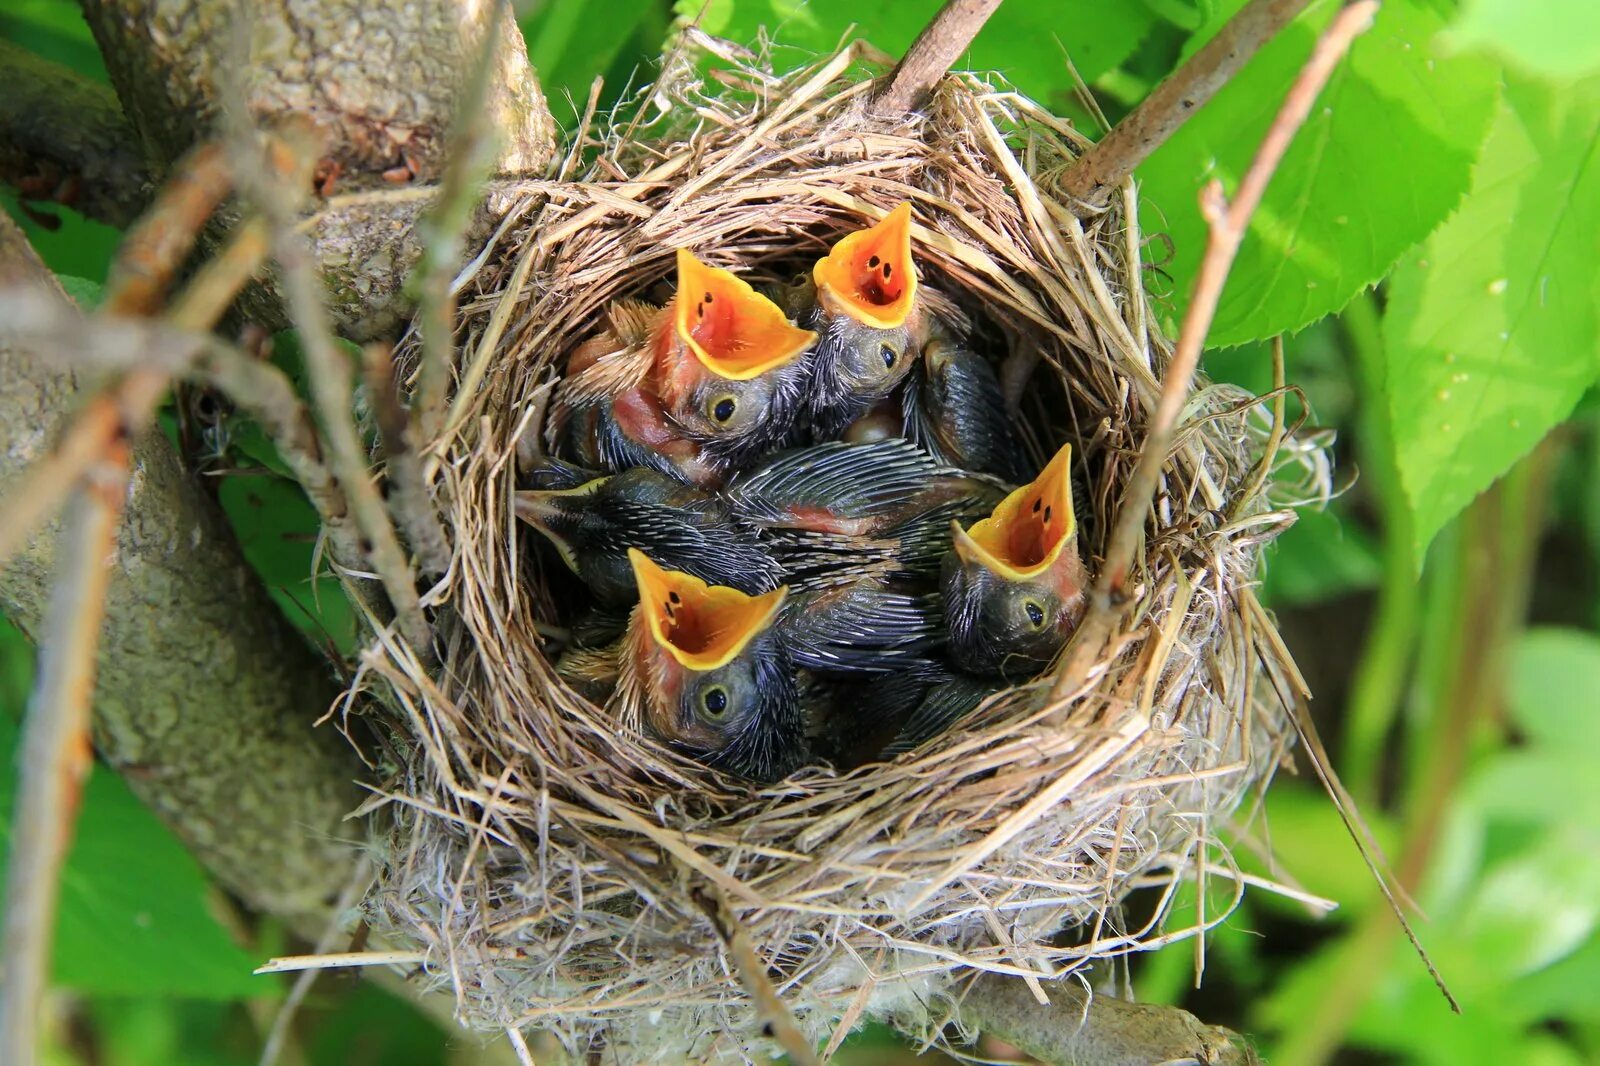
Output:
[515, 468, 783, 611]
[552, 249, 817, 486]
[941, 442, 1089, 679]
[903, 327, 1029, 483]
[796, 203, 926, 437]
[618, 549, 805, 782]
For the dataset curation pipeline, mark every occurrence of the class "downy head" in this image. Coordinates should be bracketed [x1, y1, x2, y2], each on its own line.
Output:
[941, 443, 1087, 678]
[625, 549, 805, 781]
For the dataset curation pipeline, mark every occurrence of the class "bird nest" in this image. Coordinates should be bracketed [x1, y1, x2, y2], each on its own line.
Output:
[357, 42, 1329, 1063]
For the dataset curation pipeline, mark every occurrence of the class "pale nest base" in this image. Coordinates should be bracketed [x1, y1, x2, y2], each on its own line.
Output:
[354, 43, 1331, 1063]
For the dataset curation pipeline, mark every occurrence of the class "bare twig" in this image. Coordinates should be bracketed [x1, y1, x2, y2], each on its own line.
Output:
[0, 454, 129, 1066]
[868, 0, 1003, 118]
[1106, 0, 1376, 588]
[695, 889, 820, 1066]
[1061, 0, 1315, 202]
[1052, 0, 1375, 702]
[246, 134, 434, 653]
[365, 343, 450, 578]
[413, 8, 507, 446]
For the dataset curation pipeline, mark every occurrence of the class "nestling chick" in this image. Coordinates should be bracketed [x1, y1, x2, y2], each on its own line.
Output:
[515, 468, 783, 611]
[903, 327, 1029, 482]
[941, 442, 1088, 679]
[650, 248, 816, 472]
[619, 549, 805, 782]
[798, 203, 927, 436]
[551, 250, 816, 486]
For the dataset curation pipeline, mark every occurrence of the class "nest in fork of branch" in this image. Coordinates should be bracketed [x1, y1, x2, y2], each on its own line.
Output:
[357, 41, 1330, 1063]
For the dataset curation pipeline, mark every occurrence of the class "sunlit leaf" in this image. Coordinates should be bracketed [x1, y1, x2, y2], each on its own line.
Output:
[1384, 77, 1600, 559]
[1446, 0, 1600, 82]
[0, 714, 267, 999]
[523, 0, 666, 123]
[1139, 0, 1498, 346]
[1454, 828, 1600, 985]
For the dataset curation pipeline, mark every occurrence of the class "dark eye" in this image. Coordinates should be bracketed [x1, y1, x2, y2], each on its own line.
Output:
[1023, 599, 1046, 629]
[700, 685, 730, 721]
[880, 344, 897, 369]
[710, 395, 737, 424]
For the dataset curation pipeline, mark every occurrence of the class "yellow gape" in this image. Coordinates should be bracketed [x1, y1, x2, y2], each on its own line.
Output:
[812, 201, 919, 330]
[627, 548, 788, 671]
[953, 442, 1077, 582]
[671, 248, 815, 381]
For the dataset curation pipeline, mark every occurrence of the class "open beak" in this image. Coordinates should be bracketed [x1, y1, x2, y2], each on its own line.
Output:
[627, 548, 788, 671]
[514, 479, 608, 573]
[671, 248, 816, 380]
[812, 201, 918, 330]
[952, 443, 1076, 581]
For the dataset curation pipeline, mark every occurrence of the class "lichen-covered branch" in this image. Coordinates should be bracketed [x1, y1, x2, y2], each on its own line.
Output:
[76, 0, 559, 339]
[0, 212, 363, 933]
[959, 973, 1258, 1066]
[0, 39, 152, 228]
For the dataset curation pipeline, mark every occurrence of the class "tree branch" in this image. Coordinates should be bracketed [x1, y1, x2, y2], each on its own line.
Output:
[76, 0, 560, 339]
[1060, 0, 1314, 202]
[0, 39, 152, 228]
[869, 0, 1003, 118]
[1052, 0, 1377, 702]
[960, 973, 1258, 1066]
[0, 211, 363, 933]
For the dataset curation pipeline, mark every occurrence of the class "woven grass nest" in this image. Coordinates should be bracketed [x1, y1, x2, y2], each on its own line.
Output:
[361, 42, 1331, 1063]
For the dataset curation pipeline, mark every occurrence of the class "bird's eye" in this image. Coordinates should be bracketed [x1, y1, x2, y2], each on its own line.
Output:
[1022, 598, 1047, 630]
[709, 395, 738, 424]
[699, 685, 730, 722]
[880, 344, 897, 369]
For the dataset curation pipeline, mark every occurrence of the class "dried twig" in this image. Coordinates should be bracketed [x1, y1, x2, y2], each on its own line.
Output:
[868, 0, 1002, 118]
[365, 343, 450, 578]
[0, 455, 129, 1066]
[695, 889, 820, 1066]
[413, 8, 506, 445]
[1054, 0, 1377, 700]
[0, 143, 239, 569]
[1061, 0, 1315, 202]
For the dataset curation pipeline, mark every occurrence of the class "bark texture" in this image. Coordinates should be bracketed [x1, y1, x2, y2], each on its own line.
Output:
[963, 973, 1258, 1066]
[74, 0, 560, 338]
[0, 212, 362, 932]
[0, 40, 153, 228]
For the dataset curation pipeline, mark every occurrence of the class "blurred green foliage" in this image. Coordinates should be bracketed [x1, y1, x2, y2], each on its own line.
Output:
[4, 0, 1600, 1062]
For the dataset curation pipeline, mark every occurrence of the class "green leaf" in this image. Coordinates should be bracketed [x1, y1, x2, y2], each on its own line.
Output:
[1259, 505, 1382, 606]
[1453, 828, 1600, 986]
[1384, 77, 1600, 559]
[0, 714, 268, 999]
[523, 0, 665, 123]
[1446, 0, 1600, 82]
[691, 0, 1158, 94]
[216, 474, 358, 657]
[1506, 627, 1600, 750]
[1139, 0, 1498, 346]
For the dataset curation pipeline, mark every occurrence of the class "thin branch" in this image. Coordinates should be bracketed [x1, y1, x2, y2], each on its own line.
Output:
[0, 39, 153, 228]
[695, 888, 820, 1066]
[240, 131, 434, 654]
[365, 343, 450, 578]
[0, 453, 129, 1066]
[413, 8, 506, 445]
[1060, 0, 1315, 202]
[867, 0, 1003, 118]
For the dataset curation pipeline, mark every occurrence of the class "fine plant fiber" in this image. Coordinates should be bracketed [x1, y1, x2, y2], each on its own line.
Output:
[357, 40, 1331, 1063]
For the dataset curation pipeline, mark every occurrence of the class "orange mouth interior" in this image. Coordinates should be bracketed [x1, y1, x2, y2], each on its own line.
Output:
[811, 201, 918, 329]
[954, 443, 1076, 580]
[671, 249, 816, 381]
[628, 548, 788, 670]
